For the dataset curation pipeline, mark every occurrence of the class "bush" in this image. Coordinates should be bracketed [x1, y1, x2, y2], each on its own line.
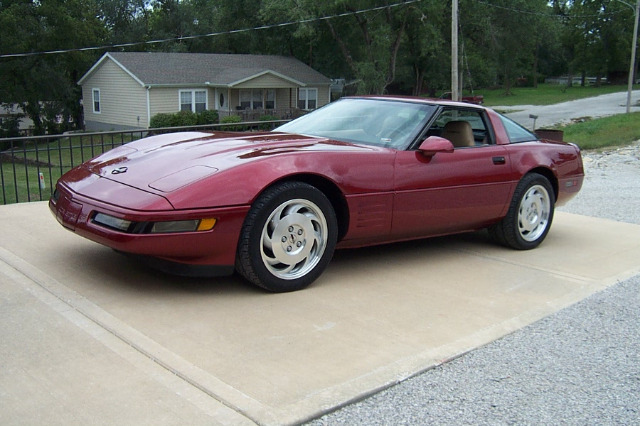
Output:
[150, 113, 176, 128]
[220, 115, 243, 131]
[173, 110, 198, 126]
[0, 115, 22, 140]
[150, 109, 219, 128]
[197, 109, 219, 125]
[258, 115, 280, 130]
[220, 115, 241, 124]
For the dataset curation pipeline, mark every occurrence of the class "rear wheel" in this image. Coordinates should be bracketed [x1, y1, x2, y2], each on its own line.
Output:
[236, 181, 337, 292]
[489, 173, 554, 250]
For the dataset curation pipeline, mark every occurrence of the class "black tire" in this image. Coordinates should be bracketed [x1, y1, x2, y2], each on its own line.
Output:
[236, 181, 338, 292]
[489, 173, 555, 250]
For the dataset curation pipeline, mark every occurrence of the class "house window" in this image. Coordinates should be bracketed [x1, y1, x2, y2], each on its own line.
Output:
[266, 89, 275, 109]
[92, 89, 101, 114]
[298, 88, 317, 110]
[239, 90, 251, 109]
[252, 90, 263, 109]
[239, 89, 270, 110]
[194, 91, 206, 112]
[179, 90, 207, 113]
[180, 91, 192, 112]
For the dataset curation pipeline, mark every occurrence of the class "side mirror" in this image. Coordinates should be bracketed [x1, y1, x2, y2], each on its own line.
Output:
[418, 136, 455, 157]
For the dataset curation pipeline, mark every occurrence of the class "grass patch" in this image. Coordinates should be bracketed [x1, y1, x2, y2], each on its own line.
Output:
[1, 133, 139, 204]
[0, 162, 62, 204]
[555, 112, 640, 150]
[481, 83, 637, 107]
[23, 133, 136, 167]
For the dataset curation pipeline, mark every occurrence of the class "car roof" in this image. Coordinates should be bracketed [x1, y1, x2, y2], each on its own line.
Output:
[346, 95, 487, 111]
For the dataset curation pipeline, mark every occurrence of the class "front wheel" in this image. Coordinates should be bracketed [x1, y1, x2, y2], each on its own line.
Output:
[489, 173, 555, 250]
[236, 181, 338, 292]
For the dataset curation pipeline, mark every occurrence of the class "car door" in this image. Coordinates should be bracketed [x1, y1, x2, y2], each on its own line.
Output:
[391, 107, 517, 239]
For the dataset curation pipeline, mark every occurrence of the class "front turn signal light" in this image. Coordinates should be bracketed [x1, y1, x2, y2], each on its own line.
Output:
[149, 218, 216, 234]
[197, 218, 217, 232]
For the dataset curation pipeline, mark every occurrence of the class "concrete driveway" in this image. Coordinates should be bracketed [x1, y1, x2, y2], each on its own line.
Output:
[502, 89, 640, 129]
[2, 202, 640, 425]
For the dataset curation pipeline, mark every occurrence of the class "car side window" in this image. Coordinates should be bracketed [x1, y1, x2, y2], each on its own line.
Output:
[426, 108, 493, 148]
[498, 114, 538, 143]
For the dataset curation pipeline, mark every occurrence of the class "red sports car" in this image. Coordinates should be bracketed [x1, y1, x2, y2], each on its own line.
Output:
[50, 97, 584, 292]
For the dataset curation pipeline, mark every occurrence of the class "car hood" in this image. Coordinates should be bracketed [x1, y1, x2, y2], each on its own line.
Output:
[82, 131, 379, 193]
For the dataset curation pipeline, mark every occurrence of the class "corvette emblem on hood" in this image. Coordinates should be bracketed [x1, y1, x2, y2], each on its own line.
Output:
[111, 166, 128, 175]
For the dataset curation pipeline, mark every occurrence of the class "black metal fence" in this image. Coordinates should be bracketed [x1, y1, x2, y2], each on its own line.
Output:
[0, 120, 286, 205]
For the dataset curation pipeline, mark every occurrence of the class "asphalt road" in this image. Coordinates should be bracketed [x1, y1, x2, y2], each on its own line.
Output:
[307, 97, 640, 425]
[501, 89, 640, 130]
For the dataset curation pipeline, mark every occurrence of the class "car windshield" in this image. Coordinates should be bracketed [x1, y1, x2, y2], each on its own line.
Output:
[274, 98, 437, 150]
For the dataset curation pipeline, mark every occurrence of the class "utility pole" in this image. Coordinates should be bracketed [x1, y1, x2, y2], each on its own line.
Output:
[618, 0, 640, 113]
[626, 0, 639, 113]
[452, 0, 459, 102]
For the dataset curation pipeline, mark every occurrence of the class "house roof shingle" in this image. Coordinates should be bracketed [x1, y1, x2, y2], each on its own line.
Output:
[91, 52, 331, 87]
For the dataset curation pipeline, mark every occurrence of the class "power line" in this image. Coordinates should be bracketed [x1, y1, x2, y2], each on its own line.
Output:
[0, 0, 421, 59]
[473, 0, 556, 18]
[2, 0, 630, 60]
[473, 0, 629, 20]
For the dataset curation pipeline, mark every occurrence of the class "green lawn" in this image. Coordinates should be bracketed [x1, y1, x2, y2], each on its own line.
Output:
[22, 133, 136, 167]
[1, 133, 137, 204]
[556, 112, 640, 150]
[0, 162, 62, 204]
[480, 83, 638, 106]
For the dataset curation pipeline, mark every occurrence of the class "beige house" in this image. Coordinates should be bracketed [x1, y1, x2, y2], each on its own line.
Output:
[0, 104, 33, 133]
[78, 52, 333, 131]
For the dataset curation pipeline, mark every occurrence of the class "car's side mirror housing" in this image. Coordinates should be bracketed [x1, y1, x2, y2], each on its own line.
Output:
[418, 136, 455, 157]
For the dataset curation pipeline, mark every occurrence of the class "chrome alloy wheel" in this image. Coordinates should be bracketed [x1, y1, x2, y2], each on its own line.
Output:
[517, 184, 551, 242]
[260, 198, 329, 280]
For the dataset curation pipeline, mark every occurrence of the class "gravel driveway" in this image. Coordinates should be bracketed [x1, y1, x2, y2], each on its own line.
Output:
[308, 140, 640, 423]
[560, 141, 640, 224]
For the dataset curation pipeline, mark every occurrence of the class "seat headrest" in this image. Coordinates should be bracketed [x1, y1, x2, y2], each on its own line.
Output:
[442, 120, 474, 147]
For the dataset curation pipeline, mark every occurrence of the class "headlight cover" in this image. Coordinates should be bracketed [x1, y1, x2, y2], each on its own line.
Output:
[93, 213, 133, 232]
[93, 213, 216, 234]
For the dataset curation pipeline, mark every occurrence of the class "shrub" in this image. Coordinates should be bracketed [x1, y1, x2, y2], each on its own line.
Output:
[197, 109, 219, 125]
[150, 109, 218, 128]
[220, 115, 243, 131]
[149, 113, 174, 128]
[258, 115, 280, 130]
[0, 115, 22, 140]
[173, 110, 198, 126]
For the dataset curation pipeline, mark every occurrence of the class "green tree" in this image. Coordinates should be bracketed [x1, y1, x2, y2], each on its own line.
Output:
[260, 0, 412, 94]
[471, 0, 551, 94]
[147, 0, 200, 52]
[552, 0, 637, 86]
[0, 0, 105, 134]
[96, 0, 151, 45]
[399, 1, 448, 95]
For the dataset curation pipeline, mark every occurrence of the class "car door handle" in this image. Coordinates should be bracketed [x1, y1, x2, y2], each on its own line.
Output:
[492, 156, 506, 165]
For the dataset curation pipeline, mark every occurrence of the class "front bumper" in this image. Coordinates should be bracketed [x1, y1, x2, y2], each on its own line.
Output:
[50, 182, 250, 274]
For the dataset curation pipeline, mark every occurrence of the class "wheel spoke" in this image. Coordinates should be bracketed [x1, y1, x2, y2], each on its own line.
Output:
[262, 230, 274, 253]
[263, 254, 279, 266]
[268, 204, 286, 231]
[519, 218, 534, 234]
